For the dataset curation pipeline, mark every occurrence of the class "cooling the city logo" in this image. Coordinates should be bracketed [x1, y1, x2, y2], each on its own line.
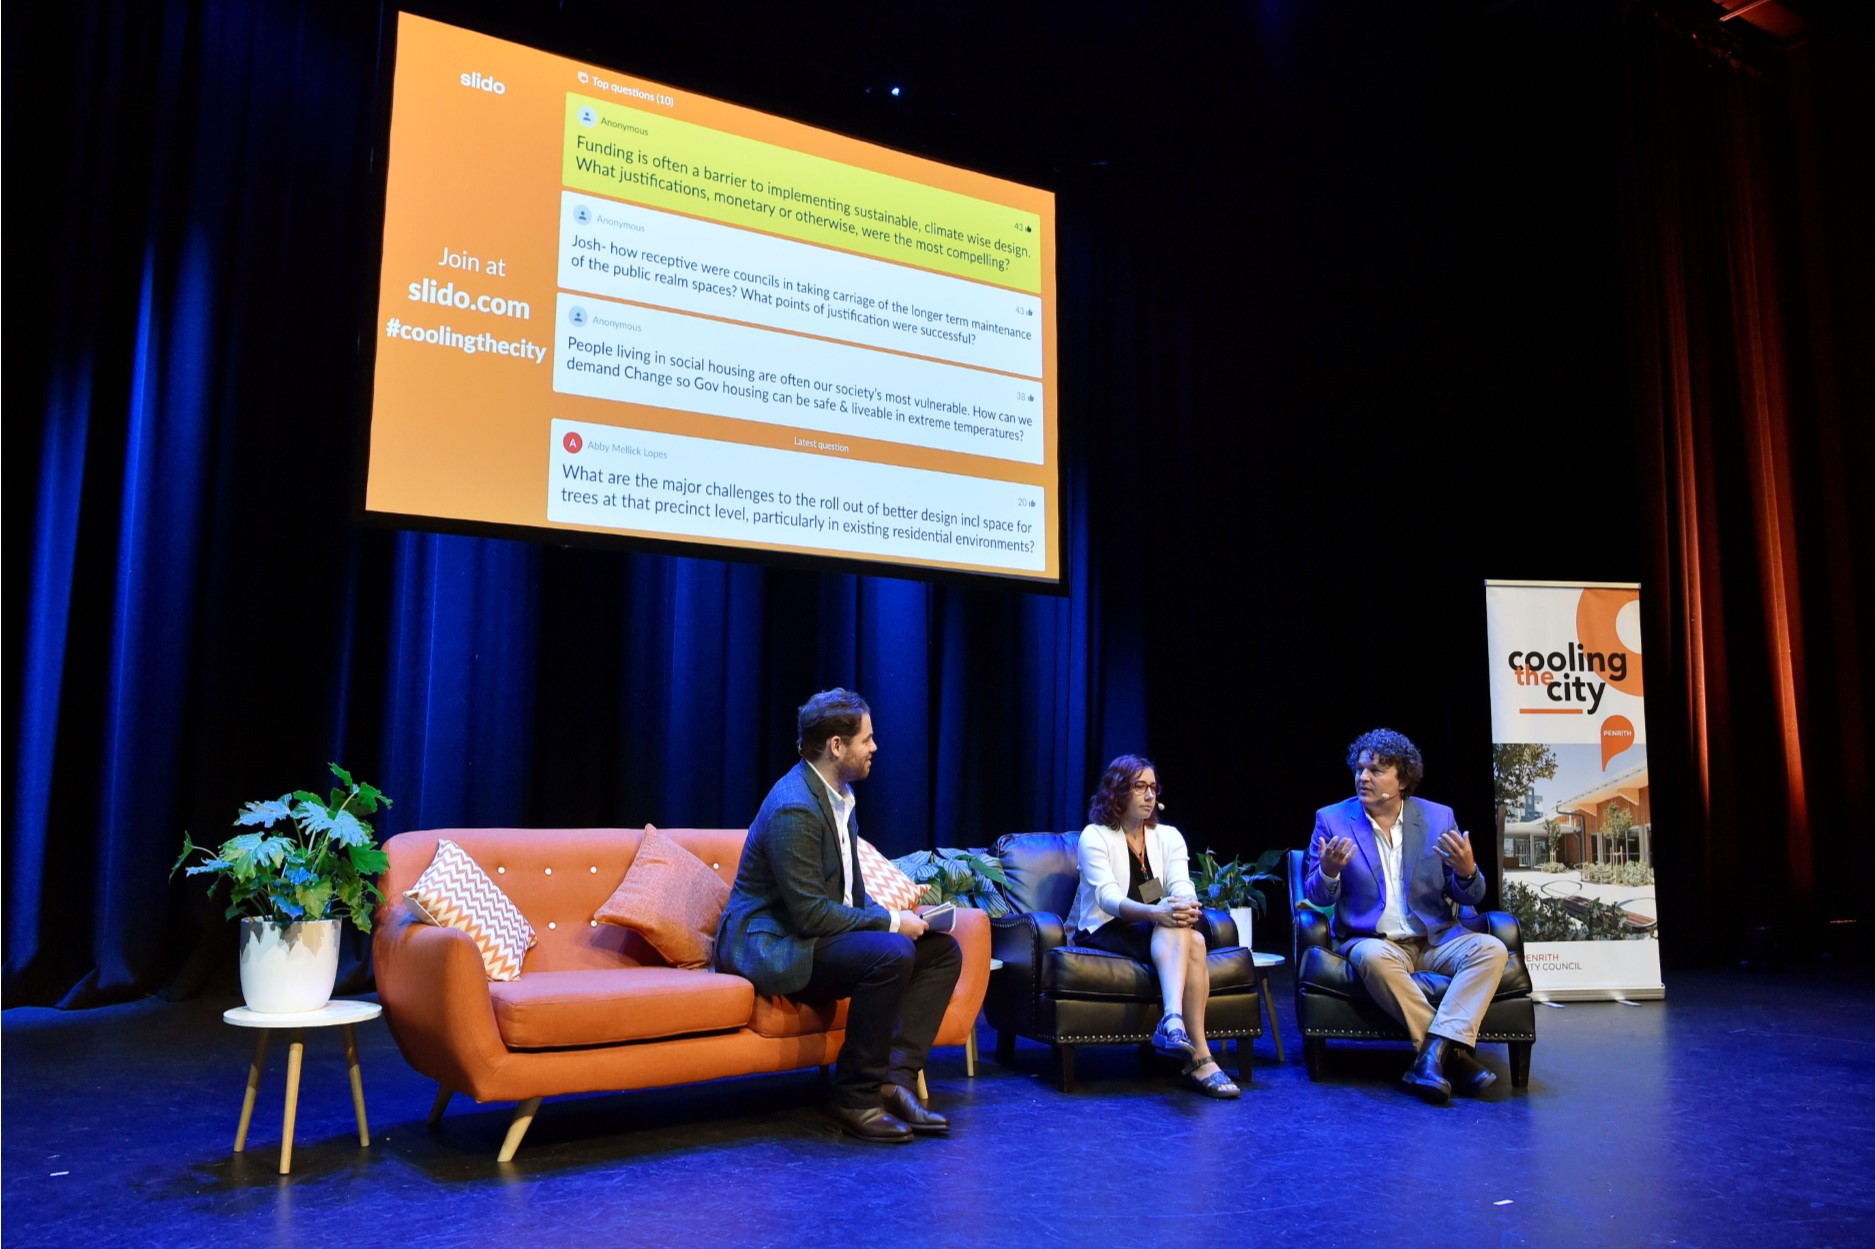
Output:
[1501, 587, 1644, 718]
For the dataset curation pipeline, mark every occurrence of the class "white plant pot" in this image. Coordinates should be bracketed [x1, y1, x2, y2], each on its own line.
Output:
[239, 918, 341, 1014]
[1228, 906, 1257, 952]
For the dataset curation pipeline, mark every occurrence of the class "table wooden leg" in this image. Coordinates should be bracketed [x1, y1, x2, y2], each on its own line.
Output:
[233, 1031, 272, 1153]
[1259, 969, 1285, 1062]
[915, 1070, 929, 1101]
[965, 1026, 978, 1077]
[342, 1023, 370, 1146]
[429, 1085, 454, 1126]
[279, 1031, 304, 1175]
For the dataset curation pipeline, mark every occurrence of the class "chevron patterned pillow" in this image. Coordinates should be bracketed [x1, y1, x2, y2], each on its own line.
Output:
[858, 837, 925, 911]
[404, 838, 537, 981]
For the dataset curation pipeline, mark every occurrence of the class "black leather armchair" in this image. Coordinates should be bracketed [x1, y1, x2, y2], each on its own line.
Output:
[1288, 849, 1535, 1086]
[984, 833, 1262, 1090]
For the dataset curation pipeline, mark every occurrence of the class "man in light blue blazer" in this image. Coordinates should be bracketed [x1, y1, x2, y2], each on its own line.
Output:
[716, 689, 960, 1142]
[1303, 728, 1508, 1103]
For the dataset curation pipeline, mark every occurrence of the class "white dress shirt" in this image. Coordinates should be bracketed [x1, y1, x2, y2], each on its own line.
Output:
[1367, 808, 1426, 939]
[807, 761, 898, 932]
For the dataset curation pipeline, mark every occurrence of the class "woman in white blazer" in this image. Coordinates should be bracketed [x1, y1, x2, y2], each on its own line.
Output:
[1066, 755, 1240, 1098]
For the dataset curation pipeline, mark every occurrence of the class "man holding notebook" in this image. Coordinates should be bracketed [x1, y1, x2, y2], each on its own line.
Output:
[715, 688, 962, 1142]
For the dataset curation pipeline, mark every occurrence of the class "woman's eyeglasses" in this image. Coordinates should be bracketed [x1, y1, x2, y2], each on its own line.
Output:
[1130, 781, 1163, 797]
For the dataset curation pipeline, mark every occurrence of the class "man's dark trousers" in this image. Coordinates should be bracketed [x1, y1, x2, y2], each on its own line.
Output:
[799, 929, 962, 1110]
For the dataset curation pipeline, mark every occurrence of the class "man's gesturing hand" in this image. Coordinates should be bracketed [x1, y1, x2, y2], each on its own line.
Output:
[1434, 829, 1477, 878]
[1314, 835, 1356, 878]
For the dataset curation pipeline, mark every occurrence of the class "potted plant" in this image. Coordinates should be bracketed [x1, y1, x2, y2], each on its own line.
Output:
[1191, 849, 1283, 950]
[890, 847, 1012, 917]
[172, 763, 391, 1014]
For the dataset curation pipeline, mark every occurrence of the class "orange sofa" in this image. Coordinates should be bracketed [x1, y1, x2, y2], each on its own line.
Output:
[374, 827, 992, 1159]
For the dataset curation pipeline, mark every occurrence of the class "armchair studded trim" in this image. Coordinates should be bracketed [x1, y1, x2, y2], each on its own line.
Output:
[1286, 849, 1536, 1087]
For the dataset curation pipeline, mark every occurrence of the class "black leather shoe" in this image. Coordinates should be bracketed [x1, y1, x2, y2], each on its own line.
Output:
[1401, 1036, 1453, 1104]
[823, 1102, 912, 1143]
[883, 1083, 951, 1134]
[1447, 1045, 1498, 1096]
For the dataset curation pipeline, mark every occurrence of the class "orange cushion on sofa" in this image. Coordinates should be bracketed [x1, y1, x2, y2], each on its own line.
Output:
[593, 825, 731, 969]
[488, 968, 756, 1049]
[749, 993, 849, 1038]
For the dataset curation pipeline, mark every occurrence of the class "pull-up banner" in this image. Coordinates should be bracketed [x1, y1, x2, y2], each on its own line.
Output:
[1484, 581, 1664, 1001]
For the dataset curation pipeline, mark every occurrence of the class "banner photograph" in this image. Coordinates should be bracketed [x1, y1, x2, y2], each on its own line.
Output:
[1485, 581, 1662, 1001]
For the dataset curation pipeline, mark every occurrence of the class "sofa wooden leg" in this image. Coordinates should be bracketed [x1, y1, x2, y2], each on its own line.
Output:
[428, 1085, 453, 1126]
[496, 1097, 542, 1162]
[1509, 1041, 1532, 1089]
[1054, 1044, 1076, 1092]
[1304, 1037, 1327, 1082]
[996, 1030, 1016, 1066]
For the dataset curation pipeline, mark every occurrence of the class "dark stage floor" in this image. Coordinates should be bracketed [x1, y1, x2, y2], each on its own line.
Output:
[5, 964, 1873, 1249]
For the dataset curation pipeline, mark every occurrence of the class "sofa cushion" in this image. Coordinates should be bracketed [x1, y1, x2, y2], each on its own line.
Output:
[488, 968, 756, 1049]
[1046, 944, 1258, 1000]
[592, 825, 730, 969]
[749, 993, 849, 1038]
[858, 838, 924, 911]
[405, 838, 537, 981]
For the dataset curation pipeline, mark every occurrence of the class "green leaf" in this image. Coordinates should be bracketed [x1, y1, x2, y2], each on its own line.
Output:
[348, 845, 389, 875]
[295, 880, 333, 920]
[292, 798, 336, 835]
[184, 860, 232, 877]
[219, 833, 290, 880]
[234, 798, 294, 828]
[325, 808, 371, 848]
[328, 762, 355, 789]
[171, 832, 199, 877]
[351, 780, 387, 814]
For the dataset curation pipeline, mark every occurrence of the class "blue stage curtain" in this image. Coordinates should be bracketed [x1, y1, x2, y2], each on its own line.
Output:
[3, 0, 1138, 1007]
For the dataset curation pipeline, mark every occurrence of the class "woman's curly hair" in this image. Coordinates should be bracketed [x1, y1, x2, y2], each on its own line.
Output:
[1087, 754, 1159, 829]
[1346, 728, 1424, 796]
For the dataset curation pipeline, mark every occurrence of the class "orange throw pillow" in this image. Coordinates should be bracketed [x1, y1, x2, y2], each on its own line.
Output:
[593, 826, 731, 969]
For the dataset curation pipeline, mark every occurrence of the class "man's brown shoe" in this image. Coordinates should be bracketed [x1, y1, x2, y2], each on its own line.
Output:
[823, 1102, 912, 1143]
[883, 1083, 951, 1134]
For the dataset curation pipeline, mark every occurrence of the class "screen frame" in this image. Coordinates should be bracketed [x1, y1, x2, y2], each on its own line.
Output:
[351, 4, 1069, 593]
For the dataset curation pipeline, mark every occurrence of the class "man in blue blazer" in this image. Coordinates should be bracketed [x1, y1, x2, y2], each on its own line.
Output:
[716, 688, 961, 1142]
[1303, 728, 1509, 1103]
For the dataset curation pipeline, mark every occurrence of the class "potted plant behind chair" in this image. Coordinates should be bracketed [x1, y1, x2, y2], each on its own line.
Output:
[1192, 849, 1283, 950]
[172, 764, 391, 1014]
[890, 847, 1013, 916]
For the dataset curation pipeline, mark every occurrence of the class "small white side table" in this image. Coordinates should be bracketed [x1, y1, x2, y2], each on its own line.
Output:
[223, 999, 382, 1174]
[1251, 952, 1286, 1062]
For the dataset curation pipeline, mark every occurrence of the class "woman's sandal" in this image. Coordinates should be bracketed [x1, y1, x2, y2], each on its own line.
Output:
[1150, 1012, 1196, 1060]
[1181, 1054, 1242, 1099]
